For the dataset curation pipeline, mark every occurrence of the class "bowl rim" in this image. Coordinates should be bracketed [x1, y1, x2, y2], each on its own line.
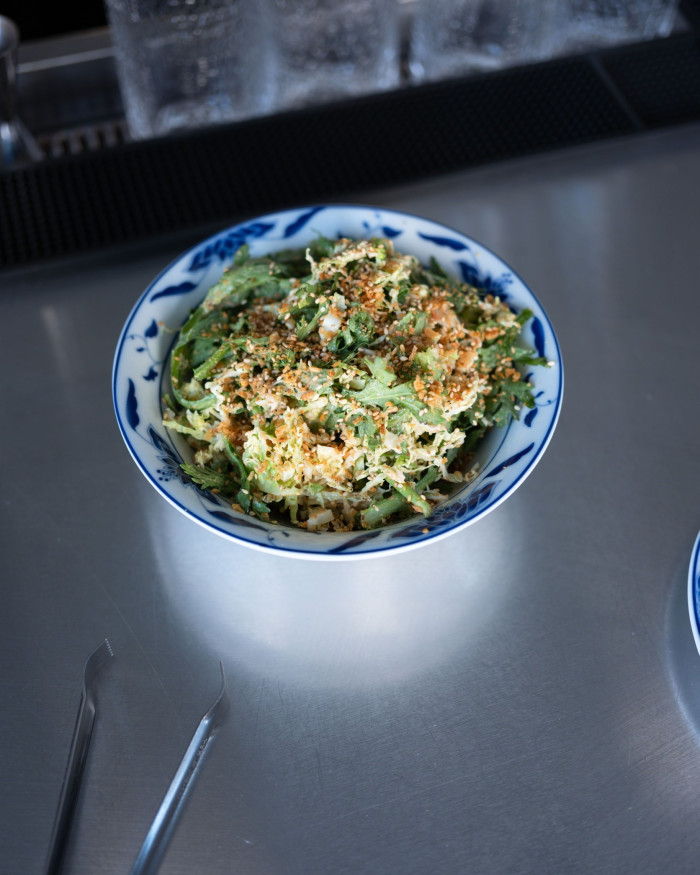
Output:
[688, 531, 700, 653]
[112, 203, 564, 559]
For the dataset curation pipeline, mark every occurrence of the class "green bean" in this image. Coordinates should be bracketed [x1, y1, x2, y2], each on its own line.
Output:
[193, 342, 234, 382]
[392, 481, 432, 516]
[361, 493, 406, 528]
[361, 466, 441, 528]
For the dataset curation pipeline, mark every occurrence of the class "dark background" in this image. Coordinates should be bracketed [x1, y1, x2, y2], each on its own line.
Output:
[1, 0, 107, 41]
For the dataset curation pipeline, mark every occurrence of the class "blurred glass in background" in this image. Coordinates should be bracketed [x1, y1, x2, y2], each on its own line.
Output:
[103, 0, 273, 140]
[409, 0, 681, 83]
[409, 0, 557, 82]
[0, 0, 686, 152]
[553, 0, 680, 54]
[264, 0, 400, 110]
[0, 15, 42, 168]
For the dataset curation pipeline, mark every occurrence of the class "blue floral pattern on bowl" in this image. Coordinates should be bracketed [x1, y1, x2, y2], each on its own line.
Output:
[113, 205, 563, 559]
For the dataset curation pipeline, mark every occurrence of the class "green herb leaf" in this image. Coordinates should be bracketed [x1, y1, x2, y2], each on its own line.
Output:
[349, 379, 425, 416]
[181, 463, 227, 490]
[363, 356, 396, 386]
[327, 310, 375, 360]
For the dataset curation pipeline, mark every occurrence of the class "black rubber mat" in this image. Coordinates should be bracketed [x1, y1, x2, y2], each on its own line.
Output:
[601, 33, 700, 126]
[1, 32, 699, 269]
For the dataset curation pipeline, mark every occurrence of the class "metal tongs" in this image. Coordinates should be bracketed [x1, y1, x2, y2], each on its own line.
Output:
[45, 643, 229, 875]
[45, 639, 114, 875]
[130, 662, 229, 875]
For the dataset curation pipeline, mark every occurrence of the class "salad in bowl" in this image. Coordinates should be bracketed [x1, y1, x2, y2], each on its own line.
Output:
[113, 205, 562, 559]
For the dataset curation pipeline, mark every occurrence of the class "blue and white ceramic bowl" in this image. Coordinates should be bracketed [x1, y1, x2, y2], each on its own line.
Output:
[688, 532, 700, 653]
[113, 205, 563, 559]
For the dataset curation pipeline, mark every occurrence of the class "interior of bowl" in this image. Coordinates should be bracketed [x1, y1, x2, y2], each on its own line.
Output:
[113, 204, 562, 559]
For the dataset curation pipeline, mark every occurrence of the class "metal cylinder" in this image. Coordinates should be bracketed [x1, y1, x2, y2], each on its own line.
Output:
[0, 16, 19, 125]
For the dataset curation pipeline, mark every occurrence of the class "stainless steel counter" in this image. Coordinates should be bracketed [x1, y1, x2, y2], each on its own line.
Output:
[3, 123, 700, 874]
